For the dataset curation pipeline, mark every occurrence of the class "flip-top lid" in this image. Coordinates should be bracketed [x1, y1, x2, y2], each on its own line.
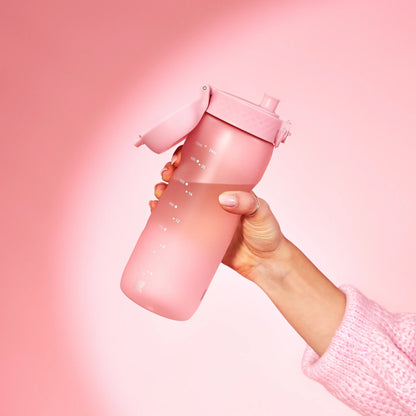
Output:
[136, 84, 291, 153]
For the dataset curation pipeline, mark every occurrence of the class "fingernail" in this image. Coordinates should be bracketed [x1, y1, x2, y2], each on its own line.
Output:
[161, 166, 168, 176]
[219, 193, 238, 207]
[171, 154, 178, 165]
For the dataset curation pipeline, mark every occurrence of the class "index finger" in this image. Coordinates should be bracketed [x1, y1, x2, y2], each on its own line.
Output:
[161, 145, 183, 183]
[170, 144, 183, 168]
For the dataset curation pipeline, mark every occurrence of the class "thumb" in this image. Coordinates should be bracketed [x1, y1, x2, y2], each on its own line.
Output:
[218, 191, 283, 254]
[218, 191, 266, 220]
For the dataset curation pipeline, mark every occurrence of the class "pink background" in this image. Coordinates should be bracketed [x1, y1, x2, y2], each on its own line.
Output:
[1, 0, 415, 414]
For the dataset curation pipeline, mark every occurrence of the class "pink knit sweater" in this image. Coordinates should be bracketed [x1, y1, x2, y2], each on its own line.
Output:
[301, 285, 416, 415]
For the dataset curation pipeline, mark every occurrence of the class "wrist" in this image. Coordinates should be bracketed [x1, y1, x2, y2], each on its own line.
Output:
[252, 236, 347, 356]
[251, 235, 298, 291]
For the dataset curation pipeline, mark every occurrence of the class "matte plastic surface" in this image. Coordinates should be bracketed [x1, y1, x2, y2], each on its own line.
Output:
[135, 84, 291, 154]
[135, 85, 211, 153]
[121, 114, 274, 320]
[206, 87, 287, 147]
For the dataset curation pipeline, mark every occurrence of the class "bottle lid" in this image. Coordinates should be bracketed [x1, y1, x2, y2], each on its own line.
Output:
[136, 84, 291, 153]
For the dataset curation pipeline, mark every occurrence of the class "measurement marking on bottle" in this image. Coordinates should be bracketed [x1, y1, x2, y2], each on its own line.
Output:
[172, 216, 181, 223]
[179, 178, 189, 186]
[209, 148, 216, 155]
[190, 155, 207, 170]
[169, 201, 179, 208]
[151, 249, 156, 254]
[185, 190, 193, 196]
[159, 243, 166, 249]
[204, 144, 207, 147]
[195, 141, 203, 147]
[158, 224, 167, 231]
[135, 279, 146, 293]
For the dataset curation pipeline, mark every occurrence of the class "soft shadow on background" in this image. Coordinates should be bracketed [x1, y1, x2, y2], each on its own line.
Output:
[1, 0, 415, 414]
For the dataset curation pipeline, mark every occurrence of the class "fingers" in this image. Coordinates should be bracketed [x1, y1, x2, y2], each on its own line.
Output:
[160, 162, 174, 182]
[170, 144, 182, 167]
[149, 182, 167, 212]
[154, 182, 167, 199]
[218, 191, 269, 222]
[149, 200, 158, 212]
[160, 145, 183, 182]
[150, 145, 183, 212]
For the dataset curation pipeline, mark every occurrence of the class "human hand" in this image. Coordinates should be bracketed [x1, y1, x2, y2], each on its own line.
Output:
[150, 146, 346, 356]
[149, 146, 291, 284]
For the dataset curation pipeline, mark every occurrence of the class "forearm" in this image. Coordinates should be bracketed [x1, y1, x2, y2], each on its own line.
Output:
[253, 237, 346, 356]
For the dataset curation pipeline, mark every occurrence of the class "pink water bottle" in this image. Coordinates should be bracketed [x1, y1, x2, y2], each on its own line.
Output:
[121, 84, 291, 320]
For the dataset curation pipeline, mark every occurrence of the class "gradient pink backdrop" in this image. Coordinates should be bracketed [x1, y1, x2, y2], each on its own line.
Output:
[1, 0, 415, 414]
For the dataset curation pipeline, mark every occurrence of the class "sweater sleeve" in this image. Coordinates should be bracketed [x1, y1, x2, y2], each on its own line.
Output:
[301, 285, 416, 416]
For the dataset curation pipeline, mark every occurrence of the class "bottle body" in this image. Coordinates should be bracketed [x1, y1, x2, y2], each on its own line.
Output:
[121, 114, 273, 320]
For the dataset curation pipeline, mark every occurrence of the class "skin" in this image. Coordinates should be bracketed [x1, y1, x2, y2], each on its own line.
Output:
[151, 145, 347, 356]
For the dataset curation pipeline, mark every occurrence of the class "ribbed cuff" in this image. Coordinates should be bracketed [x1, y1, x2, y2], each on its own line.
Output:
[300, 285, 416, 415]
[301, 284, 383, 400]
